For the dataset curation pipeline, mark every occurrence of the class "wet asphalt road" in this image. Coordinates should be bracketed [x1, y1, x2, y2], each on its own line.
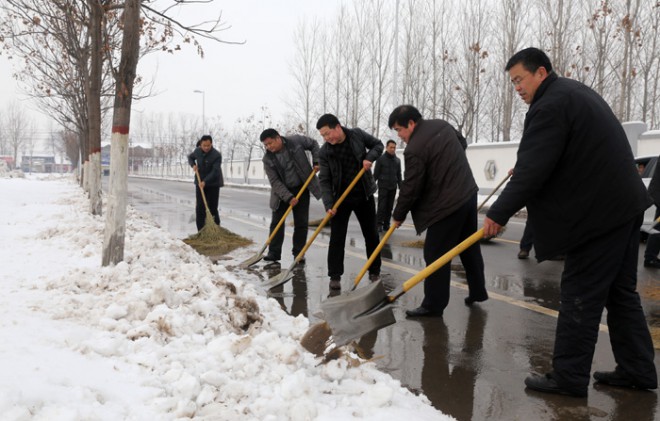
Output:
[121, 176, 660, 421]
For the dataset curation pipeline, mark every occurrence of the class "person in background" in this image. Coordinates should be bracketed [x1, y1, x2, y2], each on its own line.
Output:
[316, 113, 383, 291]
[483, 47, 656, 397]
[643, 156, 660, 268]
[389, 104, 488, 318]
[260, 128, 321, 263]
[188, 135, 224, 230]
[374, 139, 402, 232]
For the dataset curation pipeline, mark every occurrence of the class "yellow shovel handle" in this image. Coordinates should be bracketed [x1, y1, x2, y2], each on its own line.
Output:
[352, 224, 396, 289]
[266, 169, 317, 245]
[294, 168, 366, 262]
[393, 228, 485, 299]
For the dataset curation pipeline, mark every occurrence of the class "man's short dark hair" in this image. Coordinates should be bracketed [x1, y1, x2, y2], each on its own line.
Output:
[316, 113, 341, 130]
[505, 47, 553, 74]
[260, 128, 280, 142]
[388, 105, 422, 129]
[386, 139, 397, 147]
[200, 134, 213, 143]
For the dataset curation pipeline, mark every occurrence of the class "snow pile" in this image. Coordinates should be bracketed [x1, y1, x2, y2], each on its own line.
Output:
[0, 176, 451, 420]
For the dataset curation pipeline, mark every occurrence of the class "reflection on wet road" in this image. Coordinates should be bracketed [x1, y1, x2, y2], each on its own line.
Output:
[123, 177, 660, 421]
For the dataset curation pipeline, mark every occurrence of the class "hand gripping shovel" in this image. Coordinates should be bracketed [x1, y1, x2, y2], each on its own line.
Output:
[318, 228, 485, 346]
[263, 168, 366, 290]
[239, 169, 317, 269]
[350, 225, 396, 291]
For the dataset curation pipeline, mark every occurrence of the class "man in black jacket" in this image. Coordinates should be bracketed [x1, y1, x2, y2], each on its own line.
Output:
[643, 157, 660, 268]
[484, 48, 656, 397]
[389, 105, 488, 318]
[188, 135, 224, 230]
[317, 113, 383, 291]
[374, 139, 402, 232]
[260, 128, 321, 263]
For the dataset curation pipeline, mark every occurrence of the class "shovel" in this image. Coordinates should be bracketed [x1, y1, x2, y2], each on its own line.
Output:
[349, 172, 510, 290]
[263, 168, 366, 290]
[318, 228, 485, 346]
[239, 169, 317, 269]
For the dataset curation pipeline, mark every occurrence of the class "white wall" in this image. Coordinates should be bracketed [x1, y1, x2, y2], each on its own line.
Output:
[134, 123, 660, 191]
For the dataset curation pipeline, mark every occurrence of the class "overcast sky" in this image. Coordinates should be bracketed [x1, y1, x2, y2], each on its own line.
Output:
[0, 0, 340, 146]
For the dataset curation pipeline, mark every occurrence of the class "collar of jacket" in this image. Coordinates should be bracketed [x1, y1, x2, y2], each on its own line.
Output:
[531, 72, 558, 105]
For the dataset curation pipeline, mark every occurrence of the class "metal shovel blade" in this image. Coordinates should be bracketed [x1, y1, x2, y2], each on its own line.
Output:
[263, 263, 295, 290]
[319, 280, 396, 347]
[238, 246, 266, 269]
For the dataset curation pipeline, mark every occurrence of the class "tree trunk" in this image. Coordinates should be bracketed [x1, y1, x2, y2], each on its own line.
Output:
[102, 0, 141, 266]
[88, 0, 103, 215]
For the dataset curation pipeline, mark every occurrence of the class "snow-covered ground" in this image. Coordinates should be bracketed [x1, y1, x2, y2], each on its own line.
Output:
[0, 174, 452, 420]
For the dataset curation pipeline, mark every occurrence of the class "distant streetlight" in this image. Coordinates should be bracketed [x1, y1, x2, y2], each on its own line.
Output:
[193, 89, 206, 132]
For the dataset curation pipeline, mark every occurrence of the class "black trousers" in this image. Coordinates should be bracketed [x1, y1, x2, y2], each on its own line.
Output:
[421, 194, 487, 311]
[552, 214, 657, 394]
[328, 195, 381, 278]
[267, 189, 310, 259]
[520, 223, 534, 252]
[377, 187, 397, 228]
[195, 185, 220, 231]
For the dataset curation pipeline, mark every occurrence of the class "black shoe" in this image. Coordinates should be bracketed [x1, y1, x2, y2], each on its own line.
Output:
[405, 306, 443, 318]
[329, 277, 341, 290]
[524, 373, 587, 397]
[518, 249, 529, 259]
[593, 369, 657, 390]
[464, 294, 488, 306]
[644, 258, 660, 268]
[368, 273, 380, 283]
[263, 254, 280, 262]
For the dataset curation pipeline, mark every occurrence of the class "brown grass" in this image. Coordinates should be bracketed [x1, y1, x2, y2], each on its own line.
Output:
[183, 225, 252, 257]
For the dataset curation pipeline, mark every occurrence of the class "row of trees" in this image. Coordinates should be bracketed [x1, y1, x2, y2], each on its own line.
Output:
[0, 0, 236, 265]
[288, 0, 660, 142]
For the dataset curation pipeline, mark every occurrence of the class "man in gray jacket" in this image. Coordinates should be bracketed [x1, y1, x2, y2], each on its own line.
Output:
[389, 105, 488, 317]
[260, 128, 321, 263]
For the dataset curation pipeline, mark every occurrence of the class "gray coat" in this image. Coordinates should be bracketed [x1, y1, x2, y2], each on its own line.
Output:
[262, 135, 321, 210]
[392, 119, 478, 234]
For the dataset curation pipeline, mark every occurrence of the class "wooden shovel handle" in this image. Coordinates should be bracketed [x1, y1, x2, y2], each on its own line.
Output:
[352, 224, 396, 289]
[389, 229, 485, 301]
[266, 169, 317, 245]
[293, 168, 366, 262]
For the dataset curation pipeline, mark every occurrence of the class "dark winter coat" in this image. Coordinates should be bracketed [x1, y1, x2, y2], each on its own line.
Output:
[392, 119, 478, 234]
[487, 73, 651, 260]
[648, 155, 660, 206]
[374, 151, 402, 190]
[188, 147, 224, 187]
[318, 127, 383, 210]
[262, 135, 322, 210]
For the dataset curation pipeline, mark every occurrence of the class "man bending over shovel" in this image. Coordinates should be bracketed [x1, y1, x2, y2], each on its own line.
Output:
[260, 128, 321, 263]
[317, 113, 384, 291]
[389, 105, 488, 317]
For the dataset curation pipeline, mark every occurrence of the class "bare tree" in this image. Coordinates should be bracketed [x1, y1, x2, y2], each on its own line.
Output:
[3, 101, 32, 166]
[290, 18, 320, 136]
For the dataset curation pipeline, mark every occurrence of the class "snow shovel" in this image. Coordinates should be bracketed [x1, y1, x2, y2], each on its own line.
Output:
[263, 168, 366, 290]
[239, 169, 317, 269]
[350, 224, 396, 291]
[318, 228, 485, 346]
